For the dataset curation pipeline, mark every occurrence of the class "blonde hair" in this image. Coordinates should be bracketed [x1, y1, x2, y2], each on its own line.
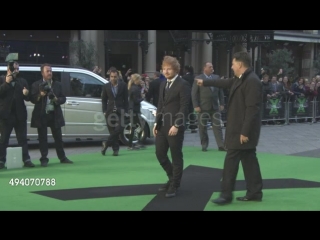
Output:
[128, 73, 141, 90]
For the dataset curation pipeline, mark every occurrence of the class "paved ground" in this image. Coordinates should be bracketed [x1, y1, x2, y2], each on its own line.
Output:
[8, 121, 320, 161]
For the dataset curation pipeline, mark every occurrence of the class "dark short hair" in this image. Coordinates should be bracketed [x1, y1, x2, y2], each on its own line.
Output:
[233, 51, 251, 68]
[109, 69, 118, 75]
[40, 63, 52, 72]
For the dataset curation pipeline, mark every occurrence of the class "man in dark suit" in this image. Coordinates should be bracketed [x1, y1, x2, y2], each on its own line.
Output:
[101, 69, 128, 156]
[30, 63, 73, 167]
[146, 71, 161, 107]
[196, 51, 263, 205]
[0, 62, 35, 169]
[182, 65, 197, 133]
[192, 62, 226, 151]
[153, 56, 190, 198]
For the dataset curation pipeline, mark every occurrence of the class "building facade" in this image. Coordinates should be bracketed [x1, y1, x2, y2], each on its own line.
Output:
[1, 30, 320, 79]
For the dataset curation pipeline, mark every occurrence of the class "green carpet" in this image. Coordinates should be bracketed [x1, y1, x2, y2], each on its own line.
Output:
[1, 146, 320, 211]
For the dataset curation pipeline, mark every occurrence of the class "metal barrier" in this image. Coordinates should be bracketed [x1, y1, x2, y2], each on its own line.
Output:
[262, 96, 287, 123]
[185, 96, 319, 131]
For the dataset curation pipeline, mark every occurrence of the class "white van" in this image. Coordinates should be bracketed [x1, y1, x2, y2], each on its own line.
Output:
[0, 64, 157, 145]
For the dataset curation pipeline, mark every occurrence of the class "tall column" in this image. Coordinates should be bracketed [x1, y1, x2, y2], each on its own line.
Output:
[184, 51, 191, 66]
[138, 42, 142, 74]
[202, 33, 212, 65]
[144, 30, 157, 76]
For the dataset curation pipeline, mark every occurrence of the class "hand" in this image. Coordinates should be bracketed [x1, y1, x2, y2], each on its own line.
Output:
[153, 124, 157, 137]
[196, 79, 203, 86]
[240, 134, 249, 144]
[194, 107, 201, 113]
[40, 91, 46, 97]
[22, 87, 29, 96]
[220, 105, 224, 111]
[168, 126, 178, 136]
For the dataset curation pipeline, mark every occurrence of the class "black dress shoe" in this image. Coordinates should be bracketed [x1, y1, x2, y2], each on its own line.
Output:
[41, 161, 48, 167]
[113, 151, 119, 156]
[60, 158, 73, 164]
[0, 162, 5, 169]
[165, 185, 178, 198]
[236, 196, 262, 202]
[24, 160, 35, 168]
[202, 148, 207, 152]
[218, 147, 227, 151]
[211, 197, 232, 205]
[101, 141, 108, 156]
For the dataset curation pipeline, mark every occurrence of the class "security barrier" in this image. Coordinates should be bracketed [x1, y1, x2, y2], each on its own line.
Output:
[185, 96, 319, 130]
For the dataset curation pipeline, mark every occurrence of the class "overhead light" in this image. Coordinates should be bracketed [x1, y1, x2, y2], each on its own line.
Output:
[56, 35, 59, 38]
[30, 34, 33, 38]
[2, 33, 5, 37]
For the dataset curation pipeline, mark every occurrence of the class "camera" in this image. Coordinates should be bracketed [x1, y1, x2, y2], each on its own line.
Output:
[5, 53, 19, 77]
[39, 81, 55, 99]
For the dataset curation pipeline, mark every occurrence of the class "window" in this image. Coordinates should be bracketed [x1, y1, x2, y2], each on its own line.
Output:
[69, 72, 104, 98]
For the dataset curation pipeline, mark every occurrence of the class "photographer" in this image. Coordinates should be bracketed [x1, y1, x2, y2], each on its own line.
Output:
[30, 63, 73, 167]
[0, 61, 35, 169]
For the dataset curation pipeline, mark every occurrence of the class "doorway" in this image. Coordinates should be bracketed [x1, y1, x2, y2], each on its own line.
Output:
[109, 54, 132, 76]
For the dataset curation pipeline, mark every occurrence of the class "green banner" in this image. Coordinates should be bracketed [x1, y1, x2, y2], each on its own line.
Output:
[296, 98, 306, 114]
[269, 98, 279, 115]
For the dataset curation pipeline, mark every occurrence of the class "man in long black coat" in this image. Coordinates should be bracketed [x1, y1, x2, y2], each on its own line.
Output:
[30, 63, 73, 167]
[196, 51, 263, 205]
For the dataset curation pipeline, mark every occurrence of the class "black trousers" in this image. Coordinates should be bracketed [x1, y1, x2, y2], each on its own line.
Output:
[220, 148, 263, 200]
[105, 113, 124, 151]
[0, 112, 30, 163]
[37, 112, 66, 162]
[155, 125, 184, 188]
[128, 112, 144, 147]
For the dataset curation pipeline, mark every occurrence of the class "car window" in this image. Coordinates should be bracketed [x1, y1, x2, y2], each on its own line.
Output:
[69, 72, 104, 98]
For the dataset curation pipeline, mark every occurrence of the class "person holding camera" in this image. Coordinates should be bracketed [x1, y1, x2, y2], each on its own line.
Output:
[0, 61, 35, 169]
[101, 69, 129, 156]
[30, 63, 73, 167]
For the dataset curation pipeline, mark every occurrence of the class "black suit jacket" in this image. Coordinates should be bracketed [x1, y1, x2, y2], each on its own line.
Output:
[202, 68, 262, 150]
[129, 84, 143, 113]
[101, 81, 128, 116]
[30, 79, 66, 128]
[155, 76, 190, 129]
[0, 77, 30, 121]
[146, 77, 161, 107]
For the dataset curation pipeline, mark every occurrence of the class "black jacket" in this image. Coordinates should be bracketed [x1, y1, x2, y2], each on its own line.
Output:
[203, 68, 262, 149]
[101, 81, 128, 116]
[0, 76, 30, 121]
[156, 76, 190, 128]
[129, 84, 143, 113]
[30, 79, 66, 128]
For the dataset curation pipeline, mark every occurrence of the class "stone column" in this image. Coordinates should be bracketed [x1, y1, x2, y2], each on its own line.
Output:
[202, 33, 212, 65]
[302, 43, 314, 79]
[138, 42, 142, 74]
[184, 51, 191, 66]
[144, 30, 157, 76]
